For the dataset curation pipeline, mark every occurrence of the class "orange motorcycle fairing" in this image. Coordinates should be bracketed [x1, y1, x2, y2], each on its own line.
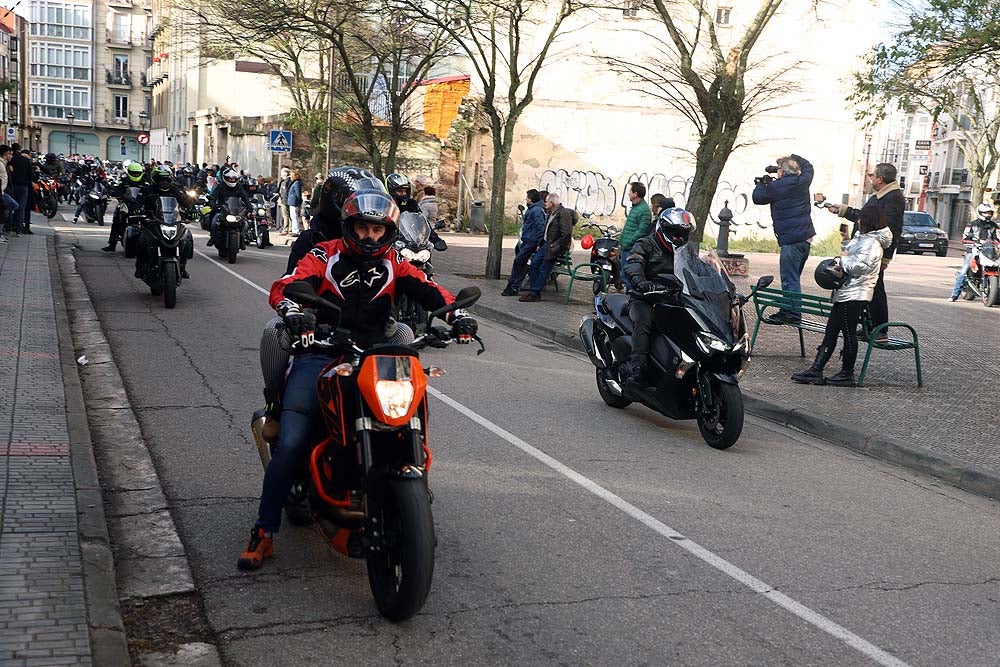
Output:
[316, 357, 349, 449]
[356, 354, 427, 428]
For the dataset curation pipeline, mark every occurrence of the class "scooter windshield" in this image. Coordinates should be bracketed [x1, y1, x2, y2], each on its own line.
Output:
[126, 187, 142, 201]
[225, 196, 245, 215]
[397, 212, 431, 247]
[156, 196, 179, 225]
[673, 244, 736, 342]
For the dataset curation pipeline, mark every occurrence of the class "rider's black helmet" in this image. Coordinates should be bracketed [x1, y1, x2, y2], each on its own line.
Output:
[384, 173, 411, 203]
[151, 165, 173, 189]
[655, 208, 694, 248]
[340, 190, 400, 259]
[814, 258, 847, 290]
[44, 153, 57, 163]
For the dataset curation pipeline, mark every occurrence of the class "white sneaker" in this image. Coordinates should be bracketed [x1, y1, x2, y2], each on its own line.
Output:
[0, 235, 9, 244]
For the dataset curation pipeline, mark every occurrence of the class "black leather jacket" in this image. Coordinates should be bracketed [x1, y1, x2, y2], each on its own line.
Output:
[963, 218, 999, 243]
[623, 234, 675, 287]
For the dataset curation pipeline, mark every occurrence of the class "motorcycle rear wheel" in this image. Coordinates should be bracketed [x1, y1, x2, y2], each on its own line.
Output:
[596, 368, 631, 409]
[984, 275, 999, 307]
[697, 379, 743, 450]
[163, 263, 177, 309]
[592, 269, 609, 295]
[366, 478, 435, 622]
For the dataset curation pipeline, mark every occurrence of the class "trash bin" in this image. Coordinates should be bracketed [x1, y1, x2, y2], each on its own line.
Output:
[469, 200, 486, 233]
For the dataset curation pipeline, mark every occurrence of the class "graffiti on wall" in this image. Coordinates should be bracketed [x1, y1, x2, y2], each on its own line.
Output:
[622, 172, 765, 228]
[537, 169, 618, 216]
[536, 168, 766, 229]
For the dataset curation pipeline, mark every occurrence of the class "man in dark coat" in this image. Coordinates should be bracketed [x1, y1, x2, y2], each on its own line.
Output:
[752, 153, 816, 323]
[502, 189, 547, 296]
[520, 193, 574, 302]
[825, 162, 904, 341]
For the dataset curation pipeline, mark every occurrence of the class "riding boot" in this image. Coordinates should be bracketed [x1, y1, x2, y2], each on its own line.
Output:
[623, 353, 652, 389]
[791, 345, 833, 385]
[261, 389, 282, 444]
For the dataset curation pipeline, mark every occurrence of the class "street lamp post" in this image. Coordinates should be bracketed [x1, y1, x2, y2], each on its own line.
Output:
[66, 111, 76, 155]
[138, 110, 149, 163]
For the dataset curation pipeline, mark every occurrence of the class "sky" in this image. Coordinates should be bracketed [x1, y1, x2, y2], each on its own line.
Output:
[0, 0, 29, 21]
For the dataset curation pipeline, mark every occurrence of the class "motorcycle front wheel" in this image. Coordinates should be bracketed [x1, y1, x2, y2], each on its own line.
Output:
[227, 230, 239, 264]
[257, 227, 268, 249]
[163, 262, 177, 309]
[366, 478, 435, 622]
[697, 379, 744, 450]
[984, 275, 999, 307]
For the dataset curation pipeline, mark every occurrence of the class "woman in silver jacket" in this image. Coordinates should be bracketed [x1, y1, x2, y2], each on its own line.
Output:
[792, 207, 893, 387]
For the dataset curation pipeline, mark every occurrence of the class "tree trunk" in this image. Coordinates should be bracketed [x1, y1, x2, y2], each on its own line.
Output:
[484, 142, 511, 279]
[687, 123, 740, 244]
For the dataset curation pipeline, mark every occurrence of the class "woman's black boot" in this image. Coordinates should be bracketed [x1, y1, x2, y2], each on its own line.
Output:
[791, 345, 833, 385]
[825, 367, 857, 387]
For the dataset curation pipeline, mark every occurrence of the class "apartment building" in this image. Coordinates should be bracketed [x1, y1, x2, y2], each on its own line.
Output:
[30, 0, 152, 160]
[0, 11, 37, 150]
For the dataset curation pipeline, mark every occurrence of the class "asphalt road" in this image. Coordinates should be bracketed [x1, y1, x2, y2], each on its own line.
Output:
[62, 216, 1000, 666]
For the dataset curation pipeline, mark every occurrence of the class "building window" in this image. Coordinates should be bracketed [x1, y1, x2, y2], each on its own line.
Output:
[113, 54, 128, 82]
[113, 94, 128, 120]
[623, 0, 640, 18]
[716, 6, 731, 25]
[29, 0, 93, 40]
[29, 41, 91, 81]
[111, 12, 131, 43]
[29, 81, 90, 120]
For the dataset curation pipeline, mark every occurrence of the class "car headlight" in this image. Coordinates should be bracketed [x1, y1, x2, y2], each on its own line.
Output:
[160, 224, 177, 240]
[226, 214, 238, 223]
[695, 331, 730, 354]
[901, 232, 914, 238]
[374, 380, 415, 419]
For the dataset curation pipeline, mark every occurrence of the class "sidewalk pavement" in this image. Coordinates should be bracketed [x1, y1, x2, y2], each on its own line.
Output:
[0, 224, 126, 665]
[433, 233, 1000, 500]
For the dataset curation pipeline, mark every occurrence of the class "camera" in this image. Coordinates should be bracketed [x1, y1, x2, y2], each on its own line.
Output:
[754, 165, 779, 186]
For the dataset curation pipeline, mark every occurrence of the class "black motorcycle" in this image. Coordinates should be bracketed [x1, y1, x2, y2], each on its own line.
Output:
[580, 244, 772, 450]
[245, 194, 272, 249]
[81, 180, 109, 226]
[135, 196, 189, 309]
[395, 212, 448, 335]
[214, 196, 246, 264]
[117, 187, 146, 258]
[581, 221, 622, 294]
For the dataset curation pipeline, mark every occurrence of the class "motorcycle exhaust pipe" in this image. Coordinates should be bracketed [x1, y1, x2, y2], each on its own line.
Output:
[250, 409, 272, 468]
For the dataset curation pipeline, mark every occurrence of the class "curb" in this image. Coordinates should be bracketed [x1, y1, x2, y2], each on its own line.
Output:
[55, 233, 221, 664]
[47, 236, 131, 667]
[471, 298, 1000, 503]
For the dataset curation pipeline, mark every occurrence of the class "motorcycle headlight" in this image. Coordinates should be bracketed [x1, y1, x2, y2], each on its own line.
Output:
[257, 208, 266, 216]
[186, 189, 196, 197]
[400, 248, 415, 260]
[695, 332, 730, 354]
[374, 380, 415, 419]
[225, 214, 238, 223]
[415, 249, 432, 263]
[89, 192, 100, 199]
[160, 224, 177, 240]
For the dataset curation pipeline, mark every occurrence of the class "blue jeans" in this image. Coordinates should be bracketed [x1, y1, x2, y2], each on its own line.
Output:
[528, 246, 555, 295]
[621, 249, 632, 290]
[255, 354, 330, 533]
[952, 251, 973, 298]
[3, 193, 18, 231]
[10, 185, 28, 233]
[779, 240, 811, 314]
[506, 241, 539, 291]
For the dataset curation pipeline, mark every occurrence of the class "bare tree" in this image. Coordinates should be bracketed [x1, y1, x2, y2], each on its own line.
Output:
[606, 0, 796, 242]
[397, 0, 583, 278]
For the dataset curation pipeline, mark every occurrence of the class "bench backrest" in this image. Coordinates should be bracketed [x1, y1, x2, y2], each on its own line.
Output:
[752, 286, 833, 319]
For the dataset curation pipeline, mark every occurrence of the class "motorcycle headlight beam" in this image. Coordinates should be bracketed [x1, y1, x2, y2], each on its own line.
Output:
[695, 332, 729, 354]
[374, 380, 415, 419]
[226, 214, 239, 223]
[160, 224, 177, 240]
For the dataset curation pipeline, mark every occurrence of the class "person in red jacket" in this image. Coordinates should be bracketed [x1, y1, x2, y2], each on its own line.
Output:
[238, 189, 477, 570]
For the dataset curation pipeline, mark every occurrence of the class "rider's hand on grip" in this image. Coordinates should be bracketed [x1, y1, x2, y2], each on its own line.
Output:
[636, 280, 656, 294]
[279, 303, 317, 347]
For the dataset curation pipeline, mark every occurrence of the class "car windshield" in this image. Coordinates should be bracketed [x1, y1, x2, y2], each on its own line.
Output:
[904, 212, 936, 227]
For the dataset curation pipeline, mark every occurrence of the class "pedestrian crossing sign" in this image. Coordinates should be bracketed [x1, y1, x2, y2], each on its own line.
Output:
[269, 130, 292, 153]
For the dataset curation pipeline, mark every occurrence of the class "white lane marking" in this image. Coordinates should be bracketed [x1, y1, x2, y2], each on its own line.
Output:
[194, 249, 271, 296]
[196, 257, 911, 667]
[427, 385, 911, 667]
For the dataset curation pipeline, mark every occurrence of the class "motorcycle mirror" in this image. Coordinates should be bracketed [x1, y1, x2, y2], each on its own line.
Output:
[755, 275, 774, 290]
[283, 281, 343, 323]
[517, 204, 525, 213]
[433, 219, 447, 230]
[426, 286, 482, 326]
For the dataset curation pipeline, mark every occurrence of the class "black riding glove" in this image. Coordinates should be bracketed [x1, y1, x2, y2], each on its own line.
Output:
[635, 280, 656, 294]
[277, 300, 316, 347]
[448, 309, 477, 344]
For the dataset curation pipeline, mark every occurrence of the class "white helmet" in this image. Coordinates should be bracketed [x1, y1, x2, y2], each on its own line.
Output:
[222, 168, 239, 188]
[977, 202, 994, 219]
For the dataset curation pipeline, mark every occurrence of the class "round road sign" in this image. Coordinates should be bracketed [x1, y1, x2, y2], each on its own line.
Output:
[137, 132, 150, 145]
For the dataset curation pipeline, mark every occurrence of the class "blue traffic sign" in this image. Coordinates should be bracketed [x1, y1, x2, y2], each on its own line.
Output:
[269, 130, 292, 153]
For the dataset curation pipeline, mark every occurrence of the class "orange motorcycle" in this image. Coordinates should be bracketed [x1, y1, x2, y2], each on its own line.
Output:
[33, 178, 59, 219]
[251, 283, 483, 621]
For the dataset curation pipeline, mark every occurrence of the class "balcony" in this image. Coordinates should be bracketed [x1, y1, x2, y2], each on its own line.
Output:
[105, 110, 134, 127]
[106, 29, 135, 46]
[107, 0, 132, 6]
[106, 69, 133, 88]
[140, 72, 151, 88]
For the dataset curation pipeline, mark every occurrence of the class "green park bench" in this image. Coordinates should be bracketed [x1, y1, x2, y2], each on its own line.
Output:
[750, 286, 923, 387]
[548, 253, 605, 304]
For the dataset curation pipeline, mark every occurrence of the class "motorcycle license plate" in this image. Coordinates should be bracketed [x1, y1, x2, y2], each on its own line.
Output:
[918, 243, 935, 248]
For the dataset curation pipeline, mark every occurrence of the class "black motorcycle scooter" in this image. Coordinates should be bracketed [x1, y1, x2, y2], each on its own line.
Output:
[580, 243, 772, 449]
[395, 211, 448, 335]
[135, 196, 190, 309]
